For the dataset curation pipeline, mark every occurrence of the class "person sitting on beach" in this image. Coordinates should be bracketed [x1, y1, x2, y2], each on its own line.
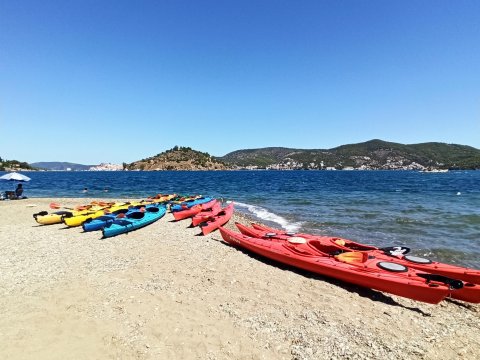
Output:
[4, 184, 26, 200]
[15, 184, 24, 198]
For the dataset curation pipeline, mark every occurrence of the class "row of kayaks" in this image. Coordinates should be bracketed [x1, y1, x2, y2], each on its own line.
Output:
[172, 198, 234, 235]
[32, 195, 480, 304]
[33, 194, 234, 238]
[219, 223, 480, 304]
[33, 194, 179, 226]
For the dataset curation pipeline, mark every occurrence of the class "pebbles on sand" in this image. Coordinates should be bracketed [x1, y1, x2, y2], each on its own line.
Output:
[0, 198, 479, 359]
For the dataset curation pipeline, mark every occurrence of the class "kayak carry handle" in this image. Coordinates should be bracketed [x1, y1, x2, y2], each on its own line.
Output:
[61, 212, 73, 219]
[33, 211, 48, 219]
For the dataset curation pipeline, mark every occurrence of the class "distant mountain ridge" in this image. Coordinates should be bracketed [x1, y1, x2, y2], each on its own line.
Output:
[30, 162, 95, 171]
[11, 139, 480, 171]
[218, 140, 480, 170]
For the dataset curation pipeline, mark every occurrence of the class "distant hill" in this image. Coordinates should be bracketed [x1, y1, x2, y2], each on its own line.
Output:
[127, 146, 229, 170]
[218, 140, 480, 170]
[0, 156, 36, 171]
[20, 139, 480, 171]
[30, 162, 94, 171]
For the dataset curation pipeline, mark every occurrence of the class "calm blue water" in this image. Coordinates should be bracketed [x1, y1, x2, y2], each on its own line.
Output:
[3, 170, 480, 268]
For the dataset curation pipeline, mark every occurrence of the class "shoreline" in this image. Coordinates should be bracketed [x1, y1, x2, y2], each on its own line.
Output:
[1, 198, 479, 359]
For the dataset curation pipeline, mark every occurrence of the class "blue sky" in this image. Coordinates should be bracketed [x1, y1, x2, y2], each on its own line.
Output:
[1, 0, 479, 164]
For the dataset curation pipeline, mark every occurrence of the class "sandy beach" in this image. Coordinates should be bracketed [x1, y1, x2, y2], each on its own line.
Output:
[0, 198, 479, 359]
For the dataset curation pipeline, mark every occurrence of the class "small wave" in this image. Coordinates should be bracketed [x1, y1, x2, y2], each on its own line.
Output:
[395, 217, 428, 225]
[285, 199, 314, 206]
[234, 201, 303, 232]
[459, 214, 480, 225]
[414, 248, 480, 268]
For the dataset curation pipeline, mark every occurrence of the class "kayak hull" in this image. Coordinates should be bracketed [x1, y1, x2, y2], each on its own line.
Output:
[34, 211, 73, 225]
[63, 202, 135, 227]
[239, 223, 480, 304]
[220, 227, 453, 304]
[249, 223, 480, 286]
[200, 203, 234, 235]
[102, 206, 166, 238]
[170, 197, 213, 212]
[173, 199, 217, 221]
[191, 201, 222, 227]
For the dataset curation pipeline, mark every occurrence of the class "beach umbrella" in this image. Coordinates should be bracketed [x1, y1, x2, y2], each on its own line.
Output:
[0, 172, 31, 198]
[0, 172, 31, 182]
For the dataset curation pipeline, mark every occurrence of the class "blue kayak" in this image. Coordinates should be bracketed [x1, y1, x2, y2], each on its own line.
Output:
[82, 208, 130, 232]
[170, 196, 213, 212]
[101, 205, 166, 238]
[82, 203, 161, 232]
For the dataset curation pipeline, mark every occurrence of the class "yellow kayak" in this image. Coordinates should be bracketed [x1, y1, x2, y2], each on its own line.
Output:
[62, 202, 140, 227]
[33, 202, 112, 225]
[34, 210, 79, 225]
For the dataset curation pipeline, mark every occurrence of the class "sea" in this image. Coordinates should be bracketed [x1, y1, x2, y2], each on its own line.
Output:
[2, 170, 480, 268]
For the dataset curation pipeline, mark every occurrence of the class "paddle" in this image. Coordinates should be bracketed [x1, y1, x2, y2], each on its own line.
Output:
[49, 202, 94, 211]
[49, 202, 73, 210]
[334, 239, 346, 246]
[335, 251, 368, 263]
[417, 273, 463, 290]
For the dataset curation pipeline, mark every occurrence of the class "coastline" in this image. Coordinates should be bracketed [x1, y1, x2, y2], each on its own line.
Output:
[1, 198, 479, 359]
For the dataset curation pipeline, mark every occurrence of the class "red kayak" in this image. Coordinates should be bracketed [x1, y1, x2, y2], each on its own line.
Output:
[248, 223, 480, 285]
[220, 227, 463, 304]
[192, 201, 222, 227]
[199, 203, 234, 235]
[236, 223, 480, 304]
[173, 199, 217, 221]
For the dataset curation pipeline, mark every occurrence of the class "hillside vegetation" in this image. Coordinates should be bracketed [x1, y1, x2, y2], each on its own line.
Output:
[127, 146, 229, 171]
[219, 140, 480, 170]
[0, 156, 36, 171]
[5, 140, 480, 172]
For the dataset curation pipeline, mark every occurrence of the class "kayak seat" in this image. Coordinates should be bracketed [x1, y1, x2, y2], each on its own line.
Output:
[284, 241, 329, 257]
[127, 212, 146, 220]
[114, 208, 130, 215]
[284, 243, 318, 257]
[308, 240, 340, 255]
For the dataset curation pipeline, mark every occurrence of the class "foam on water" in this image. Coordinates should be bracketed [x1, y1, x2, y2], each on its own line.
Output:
[234, 201, 303, 233]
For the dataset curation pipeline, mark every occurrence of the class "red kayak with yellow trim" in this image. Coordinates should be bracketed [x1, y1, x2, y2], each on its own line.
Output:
[236, 223, 480, 304]
[248, 223, 480, 285]
[219, 226, 463, 304]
